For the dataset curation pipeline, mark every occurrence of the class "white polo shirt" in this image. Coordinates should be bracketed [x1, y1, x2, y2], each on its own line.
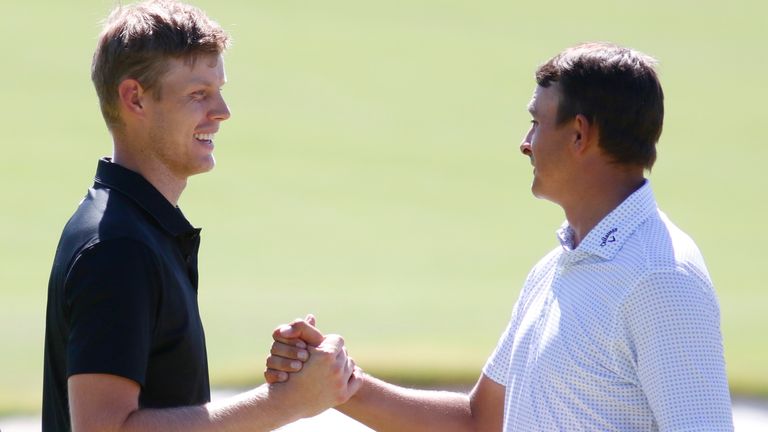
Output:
[483, 180, 733, 431]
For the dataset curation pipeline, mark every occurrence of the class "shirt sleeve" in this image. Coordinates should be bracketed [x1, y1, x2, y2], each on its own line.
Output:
[482, 318, 514, 385]
[483, 266, 541, 386]
[620, 269, 733, 431]
[64, 238, 160, 387]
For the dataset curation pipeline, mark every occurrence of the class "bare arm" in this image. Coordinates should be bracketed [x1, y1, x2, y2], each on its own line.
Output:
[69, 334, 360, 432]
[266, 319, 505, 432]
[337, 372, 504, 432]
[69, 374, 298, 432]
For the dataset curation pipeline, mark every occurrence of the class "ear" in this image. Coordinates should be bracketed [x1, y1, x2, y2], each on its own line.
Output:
[117, 79, 146, 119]
[572, 114, 595, 155]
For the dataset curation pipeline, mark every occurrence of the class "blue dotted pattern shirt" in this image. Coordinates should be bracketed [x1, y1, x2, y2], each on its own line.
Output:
[483, 180, 733, 431]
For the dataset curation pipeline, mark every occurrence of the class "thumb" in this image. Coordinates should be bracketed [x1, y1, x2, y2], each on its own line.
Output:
[346, 367, 365, 399]
[305, 314, 317, 326]
[279, 319, 324, 347]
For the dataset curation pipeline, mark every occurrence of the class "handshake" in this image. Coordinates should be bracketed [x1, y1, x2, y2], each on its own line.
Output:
[258, 313, 499, 432]
[261, 315, 363, 418]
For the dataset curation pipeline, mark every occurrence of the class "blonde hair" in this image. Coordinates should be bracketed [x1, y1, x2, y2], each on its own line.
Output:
[91, 0, 230, 130]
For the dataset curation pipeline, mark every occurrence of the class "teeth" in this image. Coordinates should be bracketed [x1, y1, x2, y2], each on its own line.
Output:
[194, 133, 215, 141]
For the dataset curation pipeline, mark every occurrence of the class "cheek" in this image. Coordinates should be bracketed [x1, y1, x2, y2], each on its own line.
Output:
[530, 130, 545, 154]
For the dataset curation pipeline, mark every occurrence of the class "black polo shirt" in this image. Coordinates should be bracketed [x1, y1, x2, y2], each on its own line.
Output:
[43, 158, 210, 431]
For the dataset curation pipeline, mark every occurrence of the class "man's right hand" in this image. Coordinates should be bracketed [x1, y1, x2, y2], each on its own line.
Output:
[264, 315, 321, 383]
[265, 317, 362, 417]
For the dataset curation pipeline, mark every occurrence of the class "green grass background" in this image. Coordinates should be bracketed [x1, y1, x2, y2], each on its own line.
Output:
[1, 0, 766, 414]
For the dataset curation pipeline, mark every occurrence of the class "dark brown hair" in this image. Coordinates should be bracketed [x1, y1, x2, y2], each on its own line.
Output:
[91, 0, 231, 131]
[536, 42, 664, 169]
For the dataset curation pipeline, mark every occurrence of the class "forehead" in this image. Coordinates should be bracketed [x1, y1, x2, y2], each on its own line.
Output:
[527, 83, 560, 115]
[161, 53, 227, 88]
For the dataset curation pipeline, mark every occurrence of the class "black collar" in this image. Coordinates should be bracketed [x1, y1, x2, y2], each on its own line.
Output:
[93, 157, 198, 238]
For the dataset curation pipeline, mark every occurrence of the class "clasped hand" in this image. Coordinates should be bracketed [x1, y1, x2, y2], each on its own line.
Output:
[264, 315, 361, 417]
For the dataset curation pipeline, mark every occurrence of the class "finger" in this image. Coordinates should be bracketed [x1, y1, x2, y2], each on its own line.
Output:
[350, 365, 363, 382]
[263, 368, 288, 384]
[340, 359, 355, 382]
[347, 368, 363, 396]
[272, 335, 307, 349]
[320, 334, 346, 354]
[270, 341, 309, 362]
[275, 320, 325, 347]
[342, 357, 356, 381]
[266, 354, 304, 373]
[272, 323, 305, 343]
[305, 314, 317, 327]
[346, 366, 364, 396]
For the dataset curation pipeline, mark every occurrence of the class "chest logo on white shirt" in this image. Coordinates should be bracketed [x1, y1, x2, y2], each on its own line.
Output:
[600, 228, 618, 246]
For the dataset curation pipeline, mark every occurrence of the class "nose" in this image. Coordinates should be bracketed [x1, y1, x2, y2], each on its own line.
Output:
[210, 91, 231, 122]
[520, 127, 533, 156]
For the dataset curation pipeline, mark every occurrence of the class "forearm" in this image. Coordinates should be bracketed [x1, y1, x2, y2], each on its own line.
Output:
[336, 373, 475, 432]
[116, 385, 301, 432]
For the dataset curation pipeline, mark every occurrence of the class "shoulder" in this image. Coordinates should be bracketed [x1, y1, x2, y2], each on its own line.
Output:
[57, 188, 165, 293]
[65, 238, 163, 305]
[627, 209, 712, 285]
[515, 246, 561, 305]
[75, 237, 160, 266]
[60, 186, 164, 259]
[529, 247, 561, 280]
[68, 238, 162, 283]
[613, 210, 718, 317]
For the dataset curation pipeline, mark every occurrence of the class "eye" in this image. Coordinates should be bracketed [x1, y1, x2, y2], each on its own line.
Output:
[191, 90, 207, 100]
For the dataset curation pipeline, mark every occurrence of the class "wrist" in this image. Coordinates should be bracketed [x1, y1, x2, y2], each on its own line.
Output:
[344, 370, 371, 405]
[263, 382, 306, 424]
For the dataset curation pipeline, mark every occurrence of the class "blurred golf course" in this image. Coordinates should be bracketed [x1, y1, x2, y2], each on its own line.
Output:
[1, 0, 766, 415]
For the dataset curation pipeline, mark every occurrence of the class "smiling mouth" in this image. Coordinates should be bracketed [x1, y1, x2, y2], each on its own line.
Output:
[194, 133, 215, 142]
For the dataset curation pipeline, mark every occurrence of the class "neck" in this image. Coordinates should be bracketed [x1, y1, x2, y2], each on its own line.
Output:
[561, 170, 645, 248]
[112, 141, 187, 207]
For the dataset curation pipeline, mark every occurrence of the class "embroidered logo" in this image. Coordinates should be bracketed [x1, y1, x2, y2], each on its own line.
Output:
[600, 228, 618, 246]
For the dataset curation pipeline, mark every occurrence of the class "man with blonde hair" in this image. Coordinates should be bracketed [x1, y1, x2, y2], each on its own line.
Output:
[43, 1, 360, 431]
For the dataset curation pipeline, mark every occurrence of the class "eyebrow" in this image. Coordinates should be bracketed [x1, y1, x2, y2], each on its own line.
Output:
[186, 77, 227, 89]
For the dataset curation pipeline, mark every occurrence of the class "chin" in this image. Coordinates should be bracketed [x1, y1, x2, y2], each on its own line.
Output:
[530, 182, 553, 202]
[204, 155, 216, 172]
[188, 156, 216, 176]
[530, 180, 542, 198]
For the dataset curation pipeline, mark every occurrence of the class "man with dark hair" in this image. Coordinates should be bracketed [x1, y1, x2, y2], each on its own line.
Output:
[267, 42, 734, 431]
[43, 1, 360, 431]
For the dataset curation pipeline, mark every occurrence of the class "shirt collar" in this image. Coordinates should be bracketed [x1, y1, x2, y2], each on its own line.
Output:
[93, 157, 198, 238]
[556, 179, 657, 261]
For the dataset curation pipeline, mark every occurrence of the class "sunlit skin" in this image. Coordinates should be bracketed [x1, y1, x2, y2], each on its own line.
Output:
[519, 83, 577, 205]
[112, 53, 231, 205]
[519, 83, 645, 247]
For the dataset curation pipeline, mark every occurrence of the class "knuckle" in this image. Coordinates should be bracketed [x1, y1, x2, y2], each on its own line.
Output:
[272, 325, 286, 337]
[265, 356, 277, 369]
[331, 363, 344, 376]
[264, 369, 277, 382]
[314, 348, 333, 361]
